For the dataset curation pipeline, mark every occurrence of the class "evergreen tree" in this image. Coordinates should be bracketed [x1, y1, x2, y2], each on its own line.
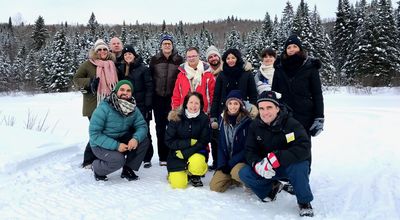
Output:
[23, 50, 38, 91]
[31, 15, 49, 51]
[311, 6, 337, 86]
[270, 16, 281, 51]
[120, 21, 127, 45]
[0, 51, 12, 92]
[292, 0, 315, 56]
[11, 45, 27, 90]
[224, 28, 243, 51]
[244, 29, 263, 71]
[279, 1, 295, 49]
[333, 0, 353, 81]
[261, 12, 273, 47]
[87, 12, 99, 41]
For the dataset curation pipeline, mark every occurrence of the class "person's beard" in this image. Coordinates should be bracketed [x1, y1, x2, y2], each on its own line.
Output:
[210, 60, 221, 67]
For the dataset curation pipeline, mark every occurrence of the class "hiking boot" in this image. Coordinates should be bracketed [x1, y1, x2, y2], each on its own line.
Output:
[81, 161, 93, 169]
[121, 166, 139, 181]
[263, 181, 284, 202]
[159, 161, 167, 166]
[189, 175, 203, 187]
[282, 182, 295, 195]
[143, 162, 152, 168]
[298, 203, 314, 217]
[93, 170, 108, 181]
[208, 163, 217, 171]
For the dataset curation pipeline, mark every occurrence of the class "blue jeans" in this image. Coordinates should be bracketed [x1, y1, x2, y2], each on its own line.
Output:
[239, 160, 313, 204]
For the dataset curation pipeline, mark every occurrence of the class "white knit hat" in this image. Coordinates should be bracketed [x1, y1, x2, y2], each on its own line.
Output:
[94, 39, 109, 51]
[206, 45, 221, 60]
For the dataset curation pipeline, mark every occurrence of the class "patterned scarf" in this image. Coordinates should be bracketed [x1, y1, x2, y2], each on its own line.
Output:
[184, 62, 204, 91]
[108, 92, 136, 116]
[90, 59, 119, 105]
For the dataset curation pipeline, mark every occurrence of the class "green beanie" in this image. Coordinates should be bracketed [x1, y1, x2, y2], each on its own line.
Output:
[114, 80, 133, 92]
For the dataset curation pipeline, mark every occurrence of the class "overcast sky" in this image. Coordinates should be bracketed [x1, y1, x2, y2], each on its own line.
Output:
[1, 0, 381, 25]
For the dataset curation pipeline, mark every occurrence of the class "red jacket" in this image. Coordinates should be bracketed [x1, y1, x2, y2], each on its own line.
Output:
[172, 62, 215, 113]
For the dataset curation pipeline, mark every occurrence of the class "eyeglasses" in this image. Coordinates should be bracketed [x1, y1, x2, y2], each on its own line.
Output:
[187, 55, 199, 59]
[97, 48, 108, 52]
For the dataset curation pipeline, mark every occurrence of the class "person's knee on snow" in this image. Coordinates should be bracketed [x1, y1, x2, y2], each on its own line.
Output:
[168, 171, 188, 189]
[230, 163, 246, 184]
[187, 153, 208, 176]
[210, 170, 231, 192]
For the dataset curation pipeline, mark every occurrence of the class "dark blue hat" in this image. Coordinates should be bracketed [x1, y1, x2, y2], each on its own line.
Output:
[160, 34, 174, 45]
[226, 90, 244, 106]
[122, 45, 138, 57]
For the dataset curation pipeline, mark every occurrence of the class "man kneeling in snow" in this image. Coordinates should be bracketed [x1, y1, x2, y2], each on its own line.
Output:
[239, 91, 314, 217]
[89, 80, 149, 181]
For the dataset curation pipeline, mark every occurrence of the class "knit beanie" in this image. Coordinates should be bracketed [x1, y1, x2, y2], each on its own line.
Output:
[257, 91, 282, 106]
[122, 45, 138, 57]
[114, 80, 133, 92]
[94, 39, 109, 51]
[206, 45, 221, 60]
[284, 35, 303, 51]
[225, 90, 244, 106]
[160, 34, 174, 45]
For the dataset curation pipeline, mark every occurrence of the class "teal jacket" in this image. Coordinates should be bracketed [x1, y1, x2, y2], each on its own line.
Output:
[89, 100, 148, 150]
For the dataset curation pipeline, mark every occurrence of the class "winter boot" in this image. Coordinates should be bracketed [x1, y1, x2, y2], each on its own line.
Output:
[93, 168, 108, 181]
[121, 166, 139, 181]
[282, 182, 295, 195]
[298, 203, 314, 217]
[263, 180, 284, 202]
[143, 161, 152, 168]
[189, 175, 203, 187]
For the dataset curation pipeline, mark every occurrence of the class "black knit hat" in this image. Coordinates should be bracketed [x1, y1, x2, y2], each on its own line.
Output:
[257, 91, 282, 106]
[122, 45, 138, 57]
[160, 34, 174, 45]
[225, 90, 244, 106]
[284, 35, 303, 51]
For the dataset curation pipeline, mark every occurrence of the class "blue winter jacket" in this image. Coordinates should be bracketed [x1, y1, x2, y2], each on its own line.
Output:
[217, 115, 252, 170]
[89, 100, 148, 150]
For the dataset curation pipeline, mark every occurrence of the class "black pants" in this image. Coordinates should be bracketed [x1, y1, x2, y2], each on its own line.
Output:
[210, 129, 219, 166]
[82, 116, 96, 166]
[143, 116, 154, 163]
[153, 95, 171, 162]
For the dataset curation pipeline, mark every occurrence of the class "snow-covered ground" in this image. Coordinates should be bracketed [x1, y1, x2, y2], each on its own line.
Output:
[0, 88, 399, 219]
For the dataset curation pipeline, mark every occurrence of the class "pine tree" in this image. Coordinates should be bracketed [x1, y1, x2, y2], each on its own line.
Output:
[31, 15, 49, 51]
[121, 21, 127, 45]
[292, 0, 315, 56]
[23, 50, 38, 91]
[11, 45, 27, 90]
[279, 1, 295, 49]
[333, 0, 353, 81]
[244, 29, 263, 71]
[261, 12, 273, 47]
[0, 51, 12, 92]
[87, 12, 99, 41]
[310, 6, 337, 86]
[224, 28, 243, 51]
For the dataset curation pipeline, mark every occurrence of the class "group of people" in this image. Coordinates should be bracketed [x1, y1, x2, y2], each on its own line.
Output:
[73, 34, 324, 217]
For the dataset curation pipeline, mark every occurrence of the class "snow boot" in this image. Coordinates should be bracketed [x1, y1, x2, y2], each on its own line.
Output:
[143, 161, 152, 168]
[263, 180, 284, 202]
[121, 166, 139, 181]
[282, 182, 295, 195]
[189, 175, 203, 187]
[298, 203, 314, 217]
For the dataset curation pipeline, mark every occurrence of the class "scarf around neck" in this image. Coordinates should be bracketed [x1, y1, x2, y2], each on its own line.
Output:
[108, 92, 136, 116]
[185, 109, 200, 119]
[184, 62, 204, 91]
[259, 64, 275, 85]
[90, 59, 118, 105]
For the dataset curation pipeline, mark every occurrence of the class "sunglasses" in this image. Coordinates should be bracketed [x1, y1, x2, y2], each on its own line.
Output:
[97, 48, 108, 52]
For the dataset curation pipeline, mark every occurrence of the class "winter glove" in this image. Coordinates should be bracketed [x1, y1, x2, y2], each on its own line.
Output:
[190, 139, 197, 146]
[90, 77, 100, 94]
[219, 165, 231, 174]
[210, 118, 219, 129]
[175, 150, 184, 159]
[244, 101, 258, 118]
[309, 117, 324, 137]
[254, 152, 280, 179]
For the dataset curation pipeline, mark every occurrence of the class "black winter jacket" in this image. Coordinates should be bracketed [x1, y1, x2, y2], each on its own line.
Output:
[245, 105, 311, 167]
[272, 54, 324, 131]
[117, 57, 153, 117]
[210, 70, 258, 119]
[149, 49, 183, 97]
[165, 108, 210, 172]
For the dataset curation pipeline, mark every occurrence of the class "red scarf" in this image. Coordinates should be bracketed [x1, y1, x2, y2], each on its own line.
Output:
[90, 59, 118, 105]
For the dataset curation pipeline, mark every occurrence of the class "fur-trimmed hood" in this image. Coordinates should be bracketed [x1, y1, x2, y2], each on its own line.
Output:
[167, 107, 182, 122]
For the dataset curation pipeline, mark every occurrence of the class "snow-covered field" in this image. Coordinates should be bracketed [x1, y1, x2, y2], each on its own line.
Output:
[0, 88, 399, 219]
